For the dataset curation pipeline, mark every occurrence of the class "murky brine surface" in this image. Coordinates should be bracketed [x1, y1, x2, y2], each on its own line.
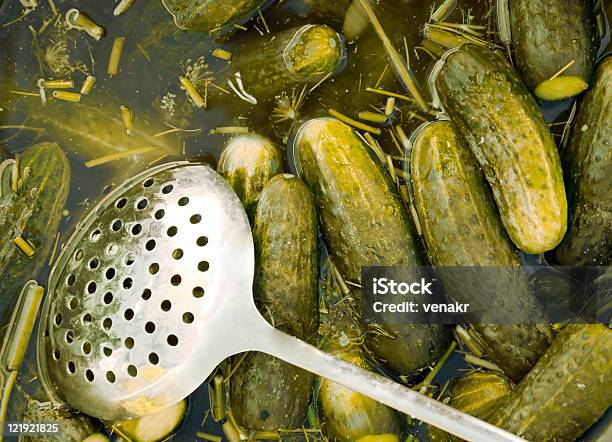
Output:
[0, 0, 608, 440]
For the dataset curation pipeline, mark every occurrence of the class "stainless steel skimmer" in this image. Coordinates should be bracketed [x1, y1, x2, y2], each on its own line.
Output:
[36, 162, 524, 442]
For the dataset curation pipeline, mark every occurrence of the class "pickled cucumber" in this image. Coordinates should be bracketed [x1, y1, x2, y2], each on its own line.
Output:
[162, 0, 269, 34]
[295, 117, 452, 374]
[435, 44, 567, 254]
[554, 57, 612, 266]
[410, 121, 552, 381]
[0, 143, 70, 315]
[230, 175, 318, 431]
[490, 324, 612, 442]
[218, 133, 283, 221]
[509, 0, 597, 101]
[228, 25, 345, 102]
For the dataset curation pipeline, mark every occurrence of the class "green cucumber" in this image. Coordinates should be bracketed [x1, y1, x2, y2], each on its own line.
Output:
[435, 44, 567, 254]
[295, 117, 452, 375]
[489, 324, 612, 442]
[429, 371, 514, 442]
[508, 0, 597, 101]
[554, 57, 612, 266]
[218, 133, 283, 222]
[108, 399, 187, 442]
[230, 174, 318, 431]
[318, 349, 400, 442]
[448, 371, 514, 421]
[228, 25, 345, 102]
[161, 0, 269, 34]
[0, 143, 70, 315]
[20, 399, 98, 442]
[410, 121, 552, 381]
[317, 264, 400, 442]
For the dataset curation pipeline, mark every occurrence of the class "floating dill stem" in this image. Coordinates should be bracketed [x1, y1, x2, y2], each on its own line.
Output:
[209, 126, 249, 135]
[233, 23, 248, 31]
[49, 232, 61, 265]
[430, 0, 457, 22]
[52, 91, 81, 102]
[463, 354, 503, 372]
[211, 375, 226, 421]
[47, 0, 58, 16]
[330, 261, 350, 296]
[257, 9, 270, 34]
[223, 411, 243, 442]
[153, 125, 202, 138]
[424, 25, 472, 49]
[424, 23, 495, 49]
[365, 87, 414, 103]
[358, 110, 388, 124]
[328, 108, 381, 135]
[388, 128, 404, 155]
[196, 433, 222, 442]
[374, 64, 389, 89]
[455, 325, 485, 357]
[9, 90, 41, 97]
[180, 76, 206, 109]
[212, 48, 232, 61]
[120, 105, 134, 135]
[547, 59, 577, 81]
[356, 0, 429, 112]
[65, 9, 105, 41]
[136, 43, 152, 63]
[418, 39, 447, 59]
[80, 75, 96, 95]
[148, 154, 168, 167]
[85, 146, 158, 168]
[386, 155, 397, 182]
[114, 0, 135, 16]
[414, 341, 457, 393]
[11, 154, 19, 193]
[14, 235, 35, 257]
[363, 132, 386, 163]
[107, 37, 126, 76]
[38, 79, 74, 89]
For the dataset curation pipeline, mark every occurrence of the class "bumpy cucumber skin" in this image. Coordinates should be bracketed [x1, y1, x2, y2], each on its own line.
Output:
[411, 121, 552, 381]
[231, 175, 318, 431]
[509, 0, 597, 94]
[230, 25, 344, 100]
[554, 57, 612, 266]
[449, 372, 514, 421]
[490, 324, 612, 442]
[318, 350, 400, 442]
[429, 371, 513, 442]
[20, 399, 97, 442]
[162, 0, 267, 32]
[0, 143, 70, 314]
[218, 134, 283, 222]
[296, 117, 452, 374]
[436, 44, 567, 254]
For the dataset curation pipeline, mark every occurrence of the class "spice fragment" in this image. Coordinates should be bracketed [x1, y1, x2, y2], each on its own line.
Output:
[212, 48, 232, 61]
[108, 37, 126, 76]
[85, 146, 158, 168]
[14, 236, 35, 257]
[80, 75, 96, 95]
[52, 91, 81, 103]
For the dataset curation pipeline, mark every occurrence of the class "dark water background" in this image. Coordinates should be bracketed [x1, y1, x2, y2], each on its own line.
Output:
[0, 0, 610, 440]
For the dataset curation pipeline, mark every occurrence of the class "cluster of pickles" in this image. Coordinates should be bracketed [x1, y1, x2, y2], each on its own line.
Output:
[0, 0, 610, 441]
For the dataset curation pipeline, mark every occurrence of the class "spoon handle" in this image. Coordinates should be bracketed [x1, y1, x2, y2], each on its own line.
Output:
[257, 325, 525, 442]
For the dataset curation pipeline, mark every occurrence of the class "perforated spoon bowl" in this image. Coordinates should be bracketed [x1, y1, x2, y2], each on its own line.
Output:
[36, 162, 523, 442]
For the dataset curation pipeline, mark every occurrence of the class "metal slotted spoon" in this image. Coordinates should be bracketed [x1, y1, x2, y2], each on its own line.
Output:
[36, 162, 523, 442]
